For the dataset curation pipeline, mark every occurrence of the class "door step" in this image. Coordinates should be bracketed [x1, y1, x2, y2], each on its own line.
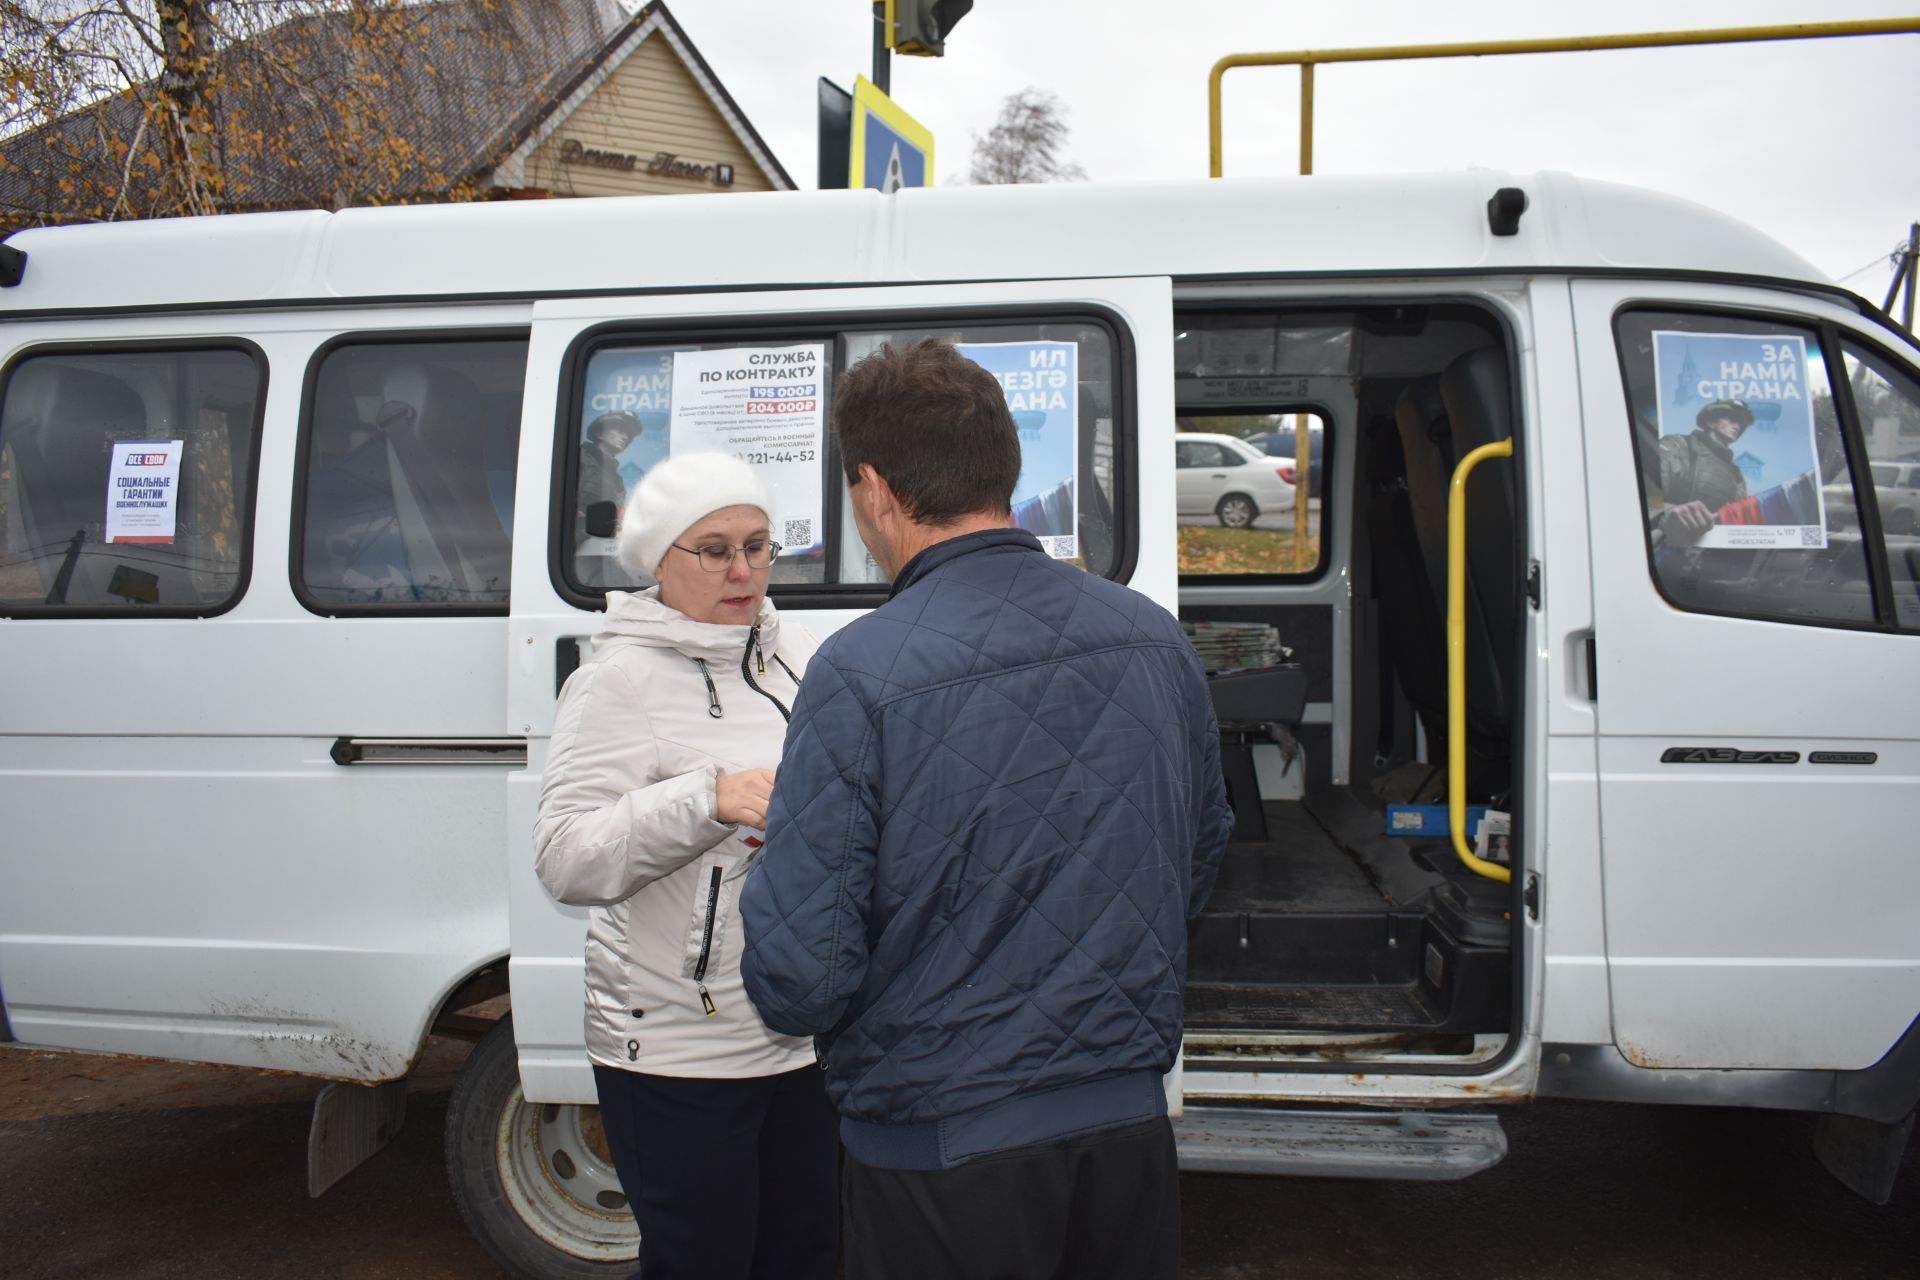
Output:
[1186, 980, 1444, 1030]
[1173, 1106, 1507, 1180]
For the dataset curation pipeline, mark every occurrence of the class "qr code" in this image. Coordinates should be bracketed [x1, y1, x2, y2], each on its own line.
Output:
[1799, 526, 1822, 548]
[784, 518, 814, 547]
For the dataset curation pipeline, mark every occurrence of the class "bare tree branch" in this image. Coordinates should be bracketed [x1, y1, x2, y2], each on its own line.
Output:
[108, 105, 145, 216]
[966, 88, 1087, 186]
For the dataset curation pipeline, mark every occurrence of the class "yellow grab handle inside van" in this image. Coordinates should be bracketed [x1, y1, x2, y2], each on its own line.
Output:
[1447, 438, 1514, 885]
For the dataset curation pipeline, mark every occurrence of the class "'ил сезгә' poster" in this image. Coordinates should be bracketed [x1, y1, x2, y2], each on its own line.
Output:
[668, 344, 828, 556]
[1651, 330, 1827, 549]
[955, 340, 1079, 560]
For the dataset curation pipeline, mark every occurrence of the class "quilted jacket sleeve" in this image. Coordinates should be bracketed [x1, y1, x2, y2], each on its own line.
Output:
[533, 661, 735, 908]
[1186, 657, 1235, 917]
[739, 649, 879, 1038]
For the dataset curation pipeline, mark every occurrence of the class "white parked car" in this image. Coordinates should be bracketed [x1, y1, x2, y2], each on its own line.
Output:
[1872, 462, 1920, 536]
[1175, 432, 1297, 527]
[1826, 461, 1920, 536]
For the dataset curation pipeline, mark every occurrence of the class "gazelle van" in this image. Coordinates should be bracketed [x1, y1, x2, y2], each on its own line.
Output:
[2, 172, 1917, 1276]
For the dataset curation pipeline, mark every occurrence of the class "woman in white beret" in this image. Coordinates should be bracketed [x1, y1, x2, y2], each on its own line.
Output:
[534, 451, 835, 1279]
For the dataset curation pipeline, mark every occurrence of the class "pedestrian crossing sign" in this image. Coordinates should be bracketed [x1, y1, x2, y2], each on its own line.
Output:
[849, 76, 933, 192]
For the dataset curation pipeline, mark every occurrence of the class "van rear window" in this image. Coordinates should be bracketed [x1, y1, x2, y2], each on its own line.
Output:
[0, 347, 262, 615]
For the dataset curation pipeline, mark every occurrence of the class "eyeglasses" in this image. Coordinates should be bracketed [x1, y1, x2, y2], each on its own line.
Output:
[669, 539, 783, 572]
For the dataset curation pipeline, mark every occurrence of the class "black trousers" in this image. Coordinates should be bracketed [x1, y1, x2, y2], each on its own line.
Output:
[592, 1063, 839, 1280]
[842, 1117, 1181, 1280]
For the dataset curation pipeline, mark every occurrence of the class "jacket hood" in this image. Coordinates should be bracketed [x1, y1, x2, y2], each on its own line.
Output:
[594, 588, 781, 664]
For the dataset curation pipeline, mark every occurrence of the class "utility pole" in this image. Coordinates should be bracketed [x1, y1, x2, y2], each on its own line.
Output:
[872, 3, 890, 95]
[1882, 223, 1918, 334]
[1905, 223, 1917, 334]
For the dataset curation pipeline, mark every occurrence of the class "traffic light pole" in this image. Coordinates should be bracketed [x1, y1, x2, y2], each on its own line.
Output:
[872, 2, 890, 95]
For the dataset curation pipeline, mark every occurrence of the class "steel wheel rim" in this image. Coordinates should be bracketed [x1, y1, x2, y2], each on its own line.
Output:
[494, 1087, 639, 1262]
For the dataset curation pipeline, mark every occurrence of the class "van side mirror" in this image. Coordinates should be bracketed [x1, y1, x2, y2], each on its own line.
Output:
[584, 501, 618, 539]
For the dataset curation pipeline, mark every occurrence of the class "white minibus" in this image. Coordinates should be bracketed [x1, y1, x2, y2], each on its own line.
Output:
[2, 172, 1916, 1275]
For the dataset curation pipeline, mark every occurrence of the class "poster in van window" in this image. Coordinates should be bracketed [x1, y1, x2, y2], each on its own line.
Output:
[668, 344, 827, 557]
[955, 340, 1079, 560]
[104, 439, 184, 544]
[574, 349, 674, 573]
[1651, 331, 1827, 550]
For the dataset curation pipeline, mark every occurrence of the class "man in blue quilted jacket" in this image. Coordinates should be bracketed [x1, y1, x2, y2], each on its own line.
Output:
[740, 338, 1233, 1280]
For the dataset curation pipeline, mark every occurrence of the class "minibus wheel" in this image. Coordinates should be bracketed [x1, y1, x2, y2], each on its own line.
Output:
[1216, 493, 1258, 528]
[446, 1015, 639, 1278]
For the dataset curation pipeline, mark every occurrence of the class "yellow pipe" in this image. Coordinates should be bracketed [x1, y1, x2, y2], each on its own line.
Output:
[1208, 17, 1920, 177]
[1292, 412, 1310, 553]
[1447, 438, 1514, 885]
[1298, 62, 1314, 176]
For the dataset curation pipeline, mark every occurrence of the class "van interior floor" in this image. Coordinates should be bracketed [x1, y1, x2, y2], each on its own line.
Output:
[1185, 790, 1513, 1038]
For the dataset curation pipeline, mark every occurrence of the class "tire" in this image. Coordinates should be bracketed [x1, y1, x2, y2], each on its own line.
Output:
[446, 1015, 639, 1279]
[1215, 493, 1258, 529]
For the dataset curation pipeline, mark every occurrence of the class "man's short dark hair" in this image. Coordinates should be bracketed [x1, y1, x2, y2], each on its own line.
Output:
[833, 339, 1021, 524]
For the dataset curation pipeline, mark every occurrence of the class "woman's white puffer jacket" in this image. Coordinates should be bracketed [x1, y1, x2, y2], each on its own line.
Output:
[534, 588, 818, 1077]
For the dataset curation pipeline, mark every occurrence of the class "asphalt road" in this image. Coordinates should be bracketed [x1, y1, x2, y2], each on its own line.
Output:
[2, 1044, 1916, 1279]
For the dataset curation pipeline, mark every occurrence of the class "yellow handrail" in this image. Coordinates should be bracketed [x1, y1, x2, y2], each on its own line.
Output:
[1208, 18, 1920, 177]
[1447, 438, 1514, 884]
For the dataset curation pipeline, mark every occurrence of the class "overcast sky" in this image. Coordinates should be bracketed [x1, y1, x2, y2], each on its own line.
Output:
[665, 0, 1920, 301]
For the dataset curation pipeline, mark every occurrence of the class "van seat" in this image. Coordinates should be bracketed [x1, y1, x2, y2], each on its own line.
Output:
[1439, 347, 1519, 732]
[1392, 376, 1452, 614]
[1379, 354, 1518, 796]
[1366, 408, 1446, 755]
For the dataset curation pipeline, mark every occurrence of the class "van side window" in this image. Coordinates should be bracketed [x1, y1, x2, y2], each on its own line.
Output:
[562, 319, 1119, 598]
[295, 338, 528, 612]
[0, 347, 262, 615]
[1839, 339, 1920, 631]
[1614, 310, 1876, 626]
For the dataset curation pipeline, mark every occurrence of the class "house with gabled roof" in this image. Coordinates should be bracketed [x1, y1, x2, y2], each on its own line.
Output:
[0, 0, 791, 235]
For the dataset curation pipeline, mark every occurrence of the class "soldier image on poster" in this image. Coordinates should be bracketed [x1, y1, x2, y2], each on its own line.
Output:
[576, 410, 640, 586]
[581, 412, 640, 512]
[1657, 398, 1754, 546]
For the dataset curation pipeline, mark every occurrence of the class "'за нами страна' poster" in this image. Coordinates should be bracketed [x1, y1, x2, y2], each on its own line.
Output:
[1651, 330, 1827, 549]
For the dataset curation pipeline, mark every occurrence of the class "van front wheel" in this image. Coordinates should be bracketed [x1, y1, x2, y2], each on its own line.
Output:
[445, 1015, 640, 1279]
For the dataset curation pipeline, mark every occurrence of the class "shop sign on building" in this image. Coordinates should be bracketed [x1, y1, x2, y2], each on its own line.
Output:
[557, 138, 735, 187]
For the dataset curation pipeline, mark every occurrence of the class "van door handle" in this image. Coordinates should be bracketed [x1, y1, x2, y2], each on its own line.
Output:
[556, 638, 583, 697]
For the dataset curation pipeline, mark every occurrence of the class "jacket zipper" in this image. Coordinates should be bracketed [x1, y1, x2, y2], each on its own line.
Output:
[694, 864, 721, 1017]
[740, 625, 792, 722]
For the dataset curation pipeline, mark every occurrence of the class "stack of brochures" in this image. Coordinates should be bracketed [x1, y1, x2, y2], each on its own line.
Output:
[1182, 621, 1291, 673]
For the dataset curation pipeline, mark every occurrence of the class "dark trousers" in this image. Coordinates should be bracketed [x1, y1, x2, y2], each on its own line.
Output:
[842, 1117, 1181, 1280]
[592, 1063, 839, 1280]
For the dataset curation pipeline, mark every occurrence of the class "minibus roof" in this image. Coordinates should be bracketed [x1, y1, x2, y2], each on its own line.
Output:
[0, 171, 1830, 314]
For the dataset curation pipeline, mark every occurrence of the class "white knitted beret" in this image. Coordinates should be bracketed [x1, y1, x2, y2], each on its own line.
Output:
[616, 451, 772, 575]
